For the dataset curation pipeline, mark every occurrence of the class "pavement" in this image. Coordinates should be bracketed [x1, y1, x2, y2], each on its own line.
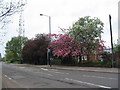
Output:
[12, 64, 119, 74]
[2, 74, 22, 88]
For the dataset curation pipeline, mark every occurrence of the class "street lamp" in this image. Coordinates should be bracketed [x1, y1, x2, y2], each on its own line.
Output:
[40, 14, 51, 67]
[40, 14, 51, 36]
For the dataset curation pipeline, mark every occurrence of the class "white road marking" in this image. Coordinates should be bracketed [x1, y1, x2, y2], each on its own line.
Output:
[47, 74, 53, 76]
[53, 71, 68, 74]
[41, 68, 48, 71]
[4, 75, 7, 77]
[65, 78, 111, 89]
[8, 77, 12, 80]
[41, 68, 69, 75]
[51, 69, 58, 71]
[39, 72, 53, 76]
[4, 75, 12, 80]
[83, 75, 117, 80]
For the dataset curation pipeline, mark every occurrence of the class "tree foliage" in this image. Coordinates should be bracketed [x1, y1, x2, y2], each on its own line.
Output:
[114, 44, 120, 53]
[5, 36, 28, 63]
[22, 34, 50, 65]
[49, 34, 82, 57]
[69, 16, 104, 59]
[5, 50, 14, 63]
[49, 32, 105, 64]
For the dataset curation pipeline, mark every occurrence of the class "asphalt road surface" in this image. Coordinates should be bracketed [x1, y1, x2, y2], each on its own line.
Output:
[2, 63, 118, 89]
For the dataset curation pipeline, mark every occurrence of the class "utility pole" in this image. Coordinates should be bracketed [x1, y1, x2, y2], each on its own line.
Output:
[18, 0, 25, 37]
[109, 14, 114, 68]
[18, 0, 26, 64]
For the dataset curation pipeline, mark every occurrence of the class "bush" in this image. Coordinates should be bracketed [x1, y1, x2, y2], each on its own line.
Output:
[51, 59, 61, 65]
[51, 57, 115, 68]
[79, 60, 95, 66]
[78, 60, 113, 67]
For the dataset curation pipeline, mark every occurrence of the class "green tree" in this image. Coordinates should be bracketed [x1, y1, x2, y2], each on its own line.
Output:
[114, 44, 120, 53]
[5, 36, 28, 63]
[5, 51, 14, 63]
[69, 16, 104, 61]
[114, 44, 120, 67]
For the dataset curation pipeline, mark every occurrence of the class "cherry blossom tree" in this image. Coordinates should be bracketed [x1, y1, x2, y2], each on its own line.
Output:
[49, 34, 79, 57]
[49, 31, 106, 64]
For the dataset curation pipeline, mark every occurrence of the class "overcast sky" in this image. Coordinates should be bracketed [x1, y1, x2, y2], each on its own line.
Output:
[0, 0, 119, 56]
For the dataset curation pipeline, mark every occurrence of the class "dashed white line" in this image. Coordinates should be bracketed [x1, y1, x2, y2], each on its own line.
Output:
[41, 68, 69, 75]
[65, 78, 111, 89]
[39, 72, 53, 76]
[47, 74, 53, 76]
[41, 68, 48, 71]
[4, 75, 7, 77]
[53, 71, 68, 74]
[51, 69, 58, 71]
[8, 77, 12, 80]
[4, 75, 12, 80]
[83, 75, 117, 80]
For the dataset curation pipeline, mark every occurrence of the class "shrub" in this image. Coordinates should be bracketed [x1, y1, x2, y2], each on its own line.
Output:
[78, 60, 113, 67]
[51, 59, 61, 65]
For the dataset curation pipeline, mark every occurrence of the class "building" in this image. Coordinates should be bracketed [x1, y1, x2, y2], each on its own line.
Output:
[81, 48, 104, 62]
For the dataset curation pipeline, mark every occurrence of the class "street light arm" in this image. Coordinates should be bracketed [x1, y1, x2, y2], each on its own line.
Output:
[40, 14, 49, 17]
[40, 14, 43, 16]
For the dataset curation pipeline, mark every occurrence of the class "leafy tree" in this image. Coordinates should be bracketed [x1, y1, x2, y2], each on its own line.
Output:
[49, 34, 82, 65]
[5, 51, 14, 63]
[49, 33, 105, 65]
[5, 36, 28, 63]
[114, 44, 120, 53]
[22, 34, 50, 65]
[114, 44, 120, 67]
[69, 16, 104, 60]
[49, 34, 81, 57]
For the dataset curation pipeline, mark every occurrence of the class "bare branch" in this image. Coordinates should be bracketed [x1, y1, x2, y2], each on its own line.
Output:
[0, 0, 26, 43]
[0, 0, 26, 21]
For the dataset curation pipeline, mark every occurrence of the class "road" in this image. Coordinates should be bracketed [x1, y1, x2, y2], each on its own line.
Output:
[2, 63, 118, 89]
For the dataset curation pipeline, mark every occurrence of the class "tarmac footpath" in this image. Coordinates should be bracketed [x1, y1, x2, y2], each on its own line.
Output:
[12, 64, 119, 74]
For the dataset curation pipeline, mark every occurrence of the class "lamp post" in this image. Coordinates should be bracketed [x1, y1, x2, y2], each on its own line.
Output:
[40, 14, 51, 67]
[40, 14, 51, 36]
